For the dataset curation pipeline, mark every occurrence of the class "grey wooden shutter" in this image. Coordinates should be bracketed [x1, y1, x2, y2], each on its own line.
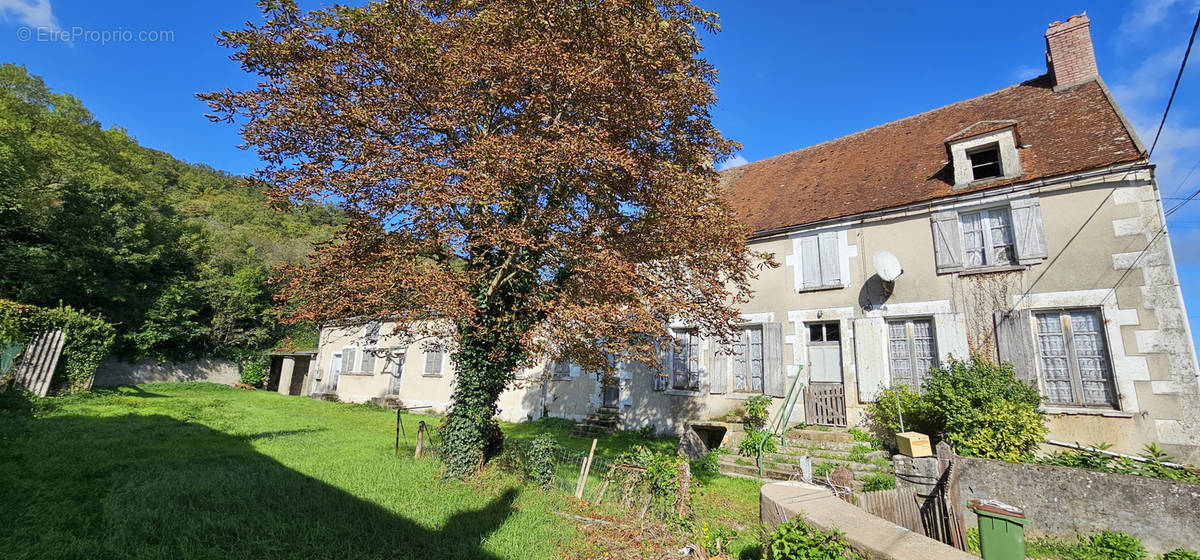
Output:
[818, 231, 840, 287]
[932, 313, 969, 364]
[709, 345, 728, 394]
[341, 347, 356, 375]
[424, 347, 442, 375]
[654, 340, 669, 391]
[1010, 198, 1048, 264]
[994, 309, 1038, 385]
[360, 348, 377, 375]
[800, 235, 821, 289]
[763, 322, 786, 397]
[931, 211, 964, 273]
[852, 317, 888, 403]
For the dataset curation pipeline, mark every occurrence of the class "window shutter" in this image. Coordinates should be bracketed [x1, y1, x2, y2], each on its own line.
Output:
[852, 317, 888, 402]
[763, 322, 785, 397]
[1010, 198, 1048, 264]
[360, 348, 377, 375]
[341, 347, 356, 375]
[800, 235, 821, 289]
[933, 313, 969, 364]
[424, 347, 442, 375]
[818, 231, 840, 286]
[654, 340, 669, 391]
[931, 211, 964, 273]
[994, 310, 1038, 386]
[709, 345, 728, 394]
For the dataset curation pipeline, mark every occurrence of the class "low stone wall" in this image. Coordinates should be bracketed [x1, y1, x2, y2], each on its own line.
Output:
[93, 358, 240, 387]
[896, 453, 1200, 554]
[760, 482, 976, 560]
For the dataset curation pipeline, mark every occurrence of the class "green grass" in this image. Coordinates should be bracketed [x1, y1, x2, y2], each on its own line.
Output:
[0, 383, 762, 559]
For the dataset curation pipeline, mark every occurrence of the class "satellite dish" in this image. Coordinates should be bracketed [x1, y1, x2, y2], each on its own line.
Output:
[873, 251, 904, 283]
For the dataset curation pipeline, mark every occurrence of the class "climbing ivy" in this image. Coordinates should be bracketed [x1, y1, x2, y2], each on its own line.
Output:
[0, 299, 115, 394]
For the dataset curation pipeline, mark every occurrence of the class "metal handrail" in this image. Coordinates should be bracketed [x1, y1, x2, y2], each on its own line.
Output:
[757, 366, 805, 478]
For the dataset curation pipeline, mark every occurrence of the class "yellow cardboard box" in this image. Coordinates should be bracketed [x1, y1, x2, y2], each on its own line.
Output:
[897, 432, 932, 457]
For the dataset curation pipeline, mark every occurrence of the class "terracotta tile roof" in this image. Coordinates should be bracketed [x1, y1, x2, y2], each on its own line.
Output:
[720, 76, 1145, 235]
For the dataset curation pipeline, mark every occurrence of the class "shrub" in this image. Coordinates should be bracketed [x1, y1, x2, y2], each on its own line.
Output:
[765, 518, 862, 560]
[1086, 531, 1145, 560]
[744, 394, 771, 431]
[866, 355, 1047, 461]
[1037, 442, 1200, 484]
[1164, 549, 1200, 560]
[690, 449, 723, 476]
[240, 360, 268, 387]
[525, 436, 559, 488]
[739, 429, 777, 456]
[612, 445, 692, 521]
[0, 299, 116, 394]
[861, 473, 895, 492]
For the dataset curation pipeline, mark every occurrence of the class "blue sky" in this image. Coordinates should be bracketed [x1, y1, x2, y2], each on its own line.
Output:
[1, 0, 1199, 350]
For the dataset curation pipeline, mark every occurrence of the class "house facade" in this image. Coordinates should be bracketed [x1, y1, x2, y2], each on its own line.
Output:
[303, 14, 1200, 463]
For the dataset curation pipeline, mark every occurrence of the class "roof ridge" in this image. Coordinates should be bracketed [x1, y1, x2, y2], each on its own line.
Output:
[724, 75, 1053, 173]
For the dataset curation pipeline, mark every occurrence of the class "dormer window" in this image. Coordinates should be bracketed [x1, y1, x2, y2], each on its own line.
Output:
[968, 145, 1003, 181]
[945, 122, 1022, 187]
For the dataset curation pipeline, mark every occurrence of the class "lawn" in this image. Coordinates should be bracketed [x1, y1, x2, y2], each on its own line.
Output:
[0, 383, 763, 559]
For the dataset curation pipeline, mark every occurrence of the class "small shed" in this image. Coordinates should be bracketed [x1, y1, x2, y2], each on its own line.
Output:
[268, 350, 317, 396]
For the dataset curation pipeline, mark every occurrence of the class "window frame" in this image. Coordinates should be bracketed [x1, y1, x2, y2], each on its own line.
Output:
[797, 231, 842, 291]
[550, 359, 572, 380]
[359, 346, 378, 376]
[340, 346, 358, 376]
[967, 143, 1003, 181]
[423, 344, 444, 377]
[1033, 308, 1118, 409]
[671, 328, 701, 391]
[732, 324, 764, 393]
[886, 317, 938, 391]
[959, 206, 1016, 268]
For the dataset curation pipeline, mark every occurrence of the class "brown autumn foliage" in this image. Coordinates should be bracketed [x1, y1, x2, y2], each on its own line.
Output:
[202, 0, 771, 476]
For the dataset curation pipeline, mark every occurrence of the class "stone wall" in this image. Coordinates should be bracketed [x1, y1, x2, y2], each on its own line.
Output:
[896, 454, 1200, 554]
[93, 358, 240, 387]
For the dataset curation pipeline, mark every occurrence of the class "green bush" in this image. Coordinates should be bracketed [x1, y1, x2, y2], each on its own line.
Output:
[861, 473, 895, 492]
[739, 428, 777, 457]
[525, 436, 559, 488]
[1086, 531, 1145, 560]
[0, 299, 115, 394]
[612, 445, 691, 521]
[690, 449, 723, 476]
[1164, 549, 1200, 560]
[765, 518, 861, 560]
[866, 356, 1047, 462]
[240, 360, 268, 387]
[744, 394, 771, 431]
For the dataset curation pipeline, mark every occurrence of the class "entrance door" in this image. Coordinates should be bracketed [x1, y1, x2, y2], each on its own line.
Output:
[385, 350, 404, 397]
[601, 383, 619, 408]
[328, 352, 342, 393]
[805, 322, 847, 426]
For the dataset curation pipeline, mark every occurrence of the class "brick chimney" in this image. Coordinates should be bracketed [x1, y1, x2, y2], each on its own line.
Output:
[1045, 13, 1100, 91]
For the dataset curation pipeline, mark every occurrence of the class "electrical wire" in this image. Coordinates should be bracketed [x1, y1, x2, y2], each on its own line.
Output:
[1148, 8, 1200, 158]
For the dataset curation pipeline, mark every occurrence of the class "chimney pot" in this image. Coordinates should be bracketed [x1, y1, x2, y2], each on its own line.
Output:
[1045, 12, 1099, 91]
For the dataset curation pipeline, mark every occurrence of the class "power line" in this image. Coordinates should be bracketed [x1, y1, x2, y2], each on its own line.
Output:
[1148, 8, 1200, 157]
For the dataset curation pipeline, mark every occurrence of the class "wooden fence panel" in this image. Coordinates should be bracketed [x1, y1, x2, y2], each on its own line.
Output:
[805, 382, 847, 427]
[858, 488, 924, 534]
[12, 330, 65, 397]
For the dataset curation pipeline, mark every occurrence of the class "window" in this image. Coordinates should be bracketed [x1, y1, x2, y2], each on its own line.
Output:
[383, 349, 403, 376]
[360, 347, 377, 375]
[798, 232, 841, 290]
[1035, 310, 1116, 408]
[733, 325, 764, 393]
[551, 359, 572, 379]
[341, 347, 357, 376]
[968, 145, 1003, 181]
[960, 208, 1015, 268]
[672, 329, 700, 391]
[888, 318, 936, 391]
[423, 345, 444, 376]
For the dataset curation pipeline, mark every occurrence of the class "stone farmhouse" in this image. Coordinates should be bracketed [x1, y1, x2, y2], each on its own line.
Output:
[278, 14, 1200, 463]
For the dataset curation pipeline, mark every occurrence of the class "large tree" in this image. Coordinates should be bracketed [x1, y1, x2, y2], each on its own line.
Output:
[204, 0, 769, 477]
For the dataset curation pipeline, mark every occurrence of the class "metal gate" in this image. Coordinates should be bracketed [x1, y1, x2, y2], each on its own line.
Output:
[804, 382, 847, 426]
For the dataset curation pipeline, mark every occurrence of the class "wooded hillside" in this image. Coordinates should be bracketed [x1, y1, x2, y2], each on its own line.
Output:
[0, 64, 342, 361]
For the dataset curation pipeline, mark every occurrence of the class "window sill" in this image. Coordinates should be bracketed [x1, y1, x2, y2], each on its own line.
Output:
[549, 376, 572, 382]
[663, 388, 702, 397]
[1043, 406, 1133, 418]
[797, 284, 845, 294]
[421, 373, 444, 378]
[340, 372, 374, 377]
[952, 173, 1022, 191]
[958, 264, 1025, 276]
[723, 392, 765, 400]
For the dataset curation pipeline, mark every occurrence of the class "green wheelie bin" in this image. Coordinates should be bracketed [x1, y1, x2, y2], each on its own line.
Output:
[969, 499, 1028, 560]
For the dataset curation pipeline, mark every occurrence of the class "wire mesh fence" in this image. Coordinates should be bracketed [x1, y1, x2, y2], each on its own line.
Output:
[549, 447, 617, 501]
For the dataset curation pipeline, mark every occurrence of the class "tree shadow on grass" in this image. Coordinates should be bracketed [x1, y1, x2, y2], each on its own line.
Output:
[0, 409, 518, 559]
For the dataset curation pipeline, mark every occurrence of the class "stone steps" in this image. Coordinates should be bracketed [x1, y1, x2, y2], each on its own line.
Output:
[757, 454, 888, 478]
[570, 409, 620, 437]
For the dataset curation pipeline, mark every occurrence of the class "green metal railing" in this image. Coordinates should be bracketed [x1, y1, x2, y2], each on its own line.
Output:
[757, 365, 805, 478]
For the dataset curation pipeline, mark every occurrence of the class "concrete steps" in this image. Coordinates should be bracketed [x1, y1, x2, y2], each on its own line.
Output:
[716, 426, 891, 483]
[570, 407, 620, 437]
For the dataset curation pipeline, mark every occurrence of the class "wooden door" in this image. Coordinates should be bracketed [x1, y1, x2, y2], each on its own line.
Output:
[806, 322, 847, 426]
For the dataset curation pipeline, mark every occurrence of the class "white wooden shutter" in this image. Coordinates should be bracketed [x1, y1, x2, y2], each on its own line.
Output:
[360, 348, 377, 375]
[818, 231, 840, 287]
[1010, 198, 1048, 264]
[709, 345, 728, 394]
[933, 313, 969, 365]
[800, 235, 821, 289]
[931, 211, 965, 273]
[341, 347, 356, 375]
[763, 322, 786, 397]
[994, 310, 1038, 385]
[424, 347, 442, 375]
[852, 317, 889, 402]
